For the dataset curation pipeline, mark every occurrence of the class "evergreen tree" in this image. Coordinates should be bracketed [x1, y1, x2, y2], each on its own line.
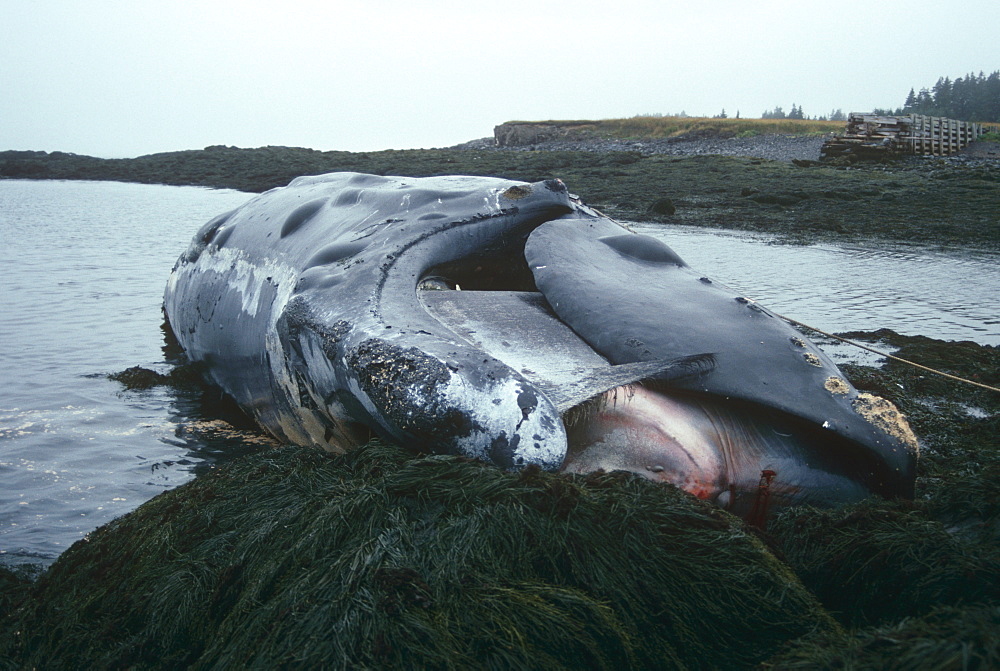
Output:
[896, 71, 1000, 121]
[932, 77, 952, 114]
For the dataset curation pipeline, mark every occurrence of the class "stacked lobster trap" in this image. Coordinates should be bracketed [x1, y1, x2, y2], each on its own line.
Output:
[821, 113, 985, 160]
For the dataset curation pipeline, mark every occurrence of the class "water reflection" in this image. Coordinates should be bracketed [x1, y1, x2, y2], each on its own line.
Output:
[0, 180, 256, 566]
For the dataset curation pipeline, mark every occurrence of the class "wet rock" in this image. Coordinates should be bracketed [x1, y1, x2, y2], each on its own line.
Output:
[649, 197, 676, 215]
[107, 364, 203, 389]
[749, 192, 805, 206]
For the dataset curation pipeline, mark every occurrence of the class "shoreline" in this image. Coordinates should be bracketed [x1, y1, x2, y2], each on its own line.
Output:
[2, 327, 997, 668]
[2, 137, 998, 251]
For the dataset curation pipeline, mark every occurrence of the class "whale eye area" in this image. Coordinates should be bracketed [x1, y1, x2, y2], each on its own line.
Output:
[184, 209, 235, 262]
[210, 226, 235, 250]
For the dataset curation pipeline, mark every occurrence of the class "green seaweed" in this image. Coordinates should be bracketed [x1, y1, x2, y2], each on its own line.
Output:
[767, 604, 999, 670]
[0, 443, 834, 670]
[769, 499, 999, 627]
[767, 330, 999, 630]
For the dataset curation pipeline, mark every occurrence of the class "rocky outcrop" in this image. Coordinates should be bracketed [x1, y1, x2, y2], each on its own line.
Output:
[494, 122, 596, 147]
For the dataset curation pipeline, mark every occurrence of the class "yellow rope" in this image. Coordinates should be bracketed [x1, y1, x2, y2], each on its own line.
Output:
[756, 304, 1000, 394]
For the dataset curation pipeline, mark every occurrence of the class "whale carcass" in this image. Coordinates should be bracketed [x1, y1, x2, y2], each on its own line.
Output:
[164, 172, 917, 515]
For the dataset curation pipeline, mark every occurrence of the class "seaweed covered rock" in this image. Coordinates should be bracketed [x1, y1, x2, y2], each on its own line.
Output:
[769, 330, 1000, 629]
[837, 329, 1000, 538]
[0, 442, 834, 670]
[769, 499, 999, 627]
[767, 604, 1000, 670]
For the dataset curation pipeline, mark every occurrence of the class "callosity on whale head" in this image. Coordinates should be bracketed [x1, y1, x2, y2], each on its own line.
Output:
[164, 172, 918, 516]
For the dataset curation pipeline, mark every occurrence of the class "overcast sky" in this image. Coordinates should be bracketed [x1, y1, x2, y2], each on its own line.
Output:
[3, 0, 998, 158]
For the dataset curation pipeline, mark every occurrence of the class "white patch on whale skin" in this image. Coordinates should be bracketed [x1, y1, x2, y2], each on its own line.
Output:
[180, 245, 323, 445]
[232, 253, 294, 318]
[183, 246, 298, 319]
[344, 360, 567, 470]
[421, 374, 566, 470]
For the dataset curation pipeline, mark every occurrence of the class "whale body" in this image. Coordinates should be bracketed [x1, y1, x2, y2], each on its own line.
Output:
[164, 172, 917, 515]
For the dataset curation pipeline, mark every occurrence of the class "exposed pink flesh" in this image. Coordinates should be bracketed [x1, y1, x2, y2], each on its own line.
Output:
[559, 384, 872, 517]
[560, 386, 727, 500]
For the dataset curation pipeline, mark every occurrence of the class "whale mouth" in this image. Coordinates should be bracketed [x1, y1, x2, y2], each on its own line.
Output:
[418, 210, 909, 516]
[165, 173, 915, 518]
[560, 385, 872, 515]
[420, 287, 874, 516]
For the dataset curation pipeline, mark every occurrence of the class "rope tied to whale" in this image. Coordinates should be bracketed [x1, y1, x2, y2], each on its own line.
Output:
[741, 298, 1000, 394]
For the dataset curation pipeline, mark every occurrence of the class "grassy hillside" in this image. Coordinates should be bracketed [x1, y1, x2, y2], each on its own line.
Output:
[500, 116, 846, 139]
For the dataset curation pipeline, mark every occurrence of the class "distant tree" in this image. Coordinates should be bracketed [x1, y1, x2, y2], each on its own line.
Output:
[829, 109, 846, 121]
[762, 106, 785, 119]
[714, 108, 728, 118]
[735, 110, 740, 119]
[788, 104, 805, 120]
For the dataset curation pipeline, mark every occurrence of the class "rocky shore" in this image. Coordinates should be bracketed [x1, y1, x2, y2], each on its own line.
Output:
[1, 329, 997, 669]
[458, 128, 1000, 166]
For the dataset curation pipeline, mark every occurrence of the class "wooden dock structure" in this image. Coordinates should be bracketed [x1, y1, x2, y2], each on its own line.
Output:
[821, 113, 985, 160]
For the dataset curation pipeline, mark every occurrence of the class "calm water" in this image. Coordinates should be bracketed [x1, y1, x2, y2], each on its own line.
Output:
[1, 180, 253, 566]
[1, 179, 997, 567]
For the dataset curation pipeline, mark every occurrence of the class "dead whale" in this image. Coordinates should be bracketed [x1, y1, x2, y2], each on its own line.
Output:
[163, 172, 917, 516]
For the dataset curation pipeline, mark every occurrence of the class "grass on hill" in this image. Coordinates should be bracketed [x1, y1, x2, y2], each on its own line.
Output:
[501, 116, 846, 139]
